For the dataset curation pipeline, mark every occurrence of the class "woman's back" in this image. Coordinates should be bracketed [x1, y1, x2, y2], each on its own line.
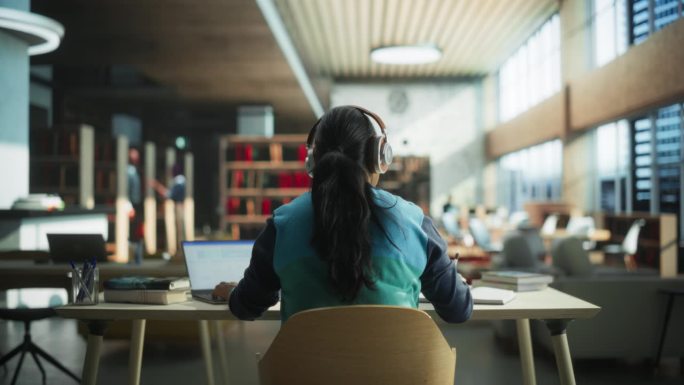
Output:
[273, 189, 427, 320]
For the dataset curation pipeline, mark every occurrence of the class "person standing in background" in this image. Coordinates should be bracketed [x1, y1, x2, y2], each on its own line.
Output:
[151, 163, 186, 255]
[127, 148, 144, 264]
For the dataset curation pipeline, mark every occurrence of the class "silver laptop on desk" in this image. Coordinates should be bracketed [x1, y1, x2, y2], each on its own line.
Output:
[182, 240, 254, 304]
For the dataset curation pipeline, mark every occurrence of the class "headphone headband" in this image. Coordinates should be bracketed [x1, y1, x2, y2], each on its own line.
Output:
[305, 106, 392, 177]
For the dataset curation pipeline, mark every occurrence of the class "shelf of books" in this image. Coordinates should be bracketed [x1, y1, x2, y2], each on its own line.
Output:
[377, 155, 431, 213]
[29, 124, 96, 207]
[219, 134, 310, 239]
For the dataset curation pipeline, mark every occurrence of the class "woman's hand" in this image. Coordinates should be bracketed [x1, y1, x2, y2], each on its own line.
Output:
[212, 281, 238, 301]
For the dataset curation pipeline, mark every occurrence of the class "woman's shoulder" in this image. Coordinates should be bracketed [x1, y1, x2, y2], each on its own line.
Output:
[372, 188, 424, 221]
[272, 191, 312, 221]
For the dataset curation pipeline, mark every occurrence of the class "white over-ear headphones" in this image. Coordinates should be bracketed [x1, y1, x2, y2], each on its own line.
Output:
[305, 106, 393, 178]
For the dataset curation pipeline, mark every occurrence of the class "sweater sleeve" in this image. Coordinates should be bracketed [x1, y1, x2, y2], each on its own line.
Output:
[420, 216, 473, 323]
[228, 218, 281, 320]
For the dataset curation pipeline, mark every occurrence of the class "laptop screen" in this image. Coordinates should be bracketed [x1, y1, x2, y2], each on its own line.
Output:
[47, 233, 107, 263]
[182, 241, 254, 290]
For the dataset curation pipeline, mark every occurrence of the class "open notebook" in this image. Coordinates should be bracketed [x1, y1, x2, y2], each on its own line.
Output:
[471, 287, 516, 305]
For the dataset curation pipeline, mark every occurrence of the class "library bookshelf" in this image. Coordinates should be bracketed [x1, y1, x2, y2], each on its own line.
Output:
[219, 134, 309, 240]
[30, 124, 95, 207]
[219, 134, 433, 239]
[378, 156, 431, 214]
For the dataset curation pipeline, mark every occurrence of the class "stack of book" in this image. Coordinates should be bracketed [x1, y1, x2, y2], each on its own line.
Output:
[472, 271, 553, 292]
[103, 276, 191, 305]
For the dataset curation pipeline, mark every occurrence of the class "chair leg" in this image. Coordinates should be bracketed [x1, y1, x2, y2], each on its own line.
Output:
[10, 350, 27, 385]
[29, 350, 47, 385]
[0, 343, 25, 367]
[33, 343, 81, 383]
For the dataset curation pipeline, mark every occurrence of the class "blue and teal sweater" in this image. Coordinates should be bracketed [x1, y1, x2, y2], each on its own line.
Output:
[228, 189, 472, 322]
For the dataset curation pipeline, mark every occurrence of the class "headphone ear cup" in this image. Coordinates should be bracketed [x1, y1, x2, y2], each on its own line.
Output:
[305, 148, 314, 178]
[375, 136, 393, 174]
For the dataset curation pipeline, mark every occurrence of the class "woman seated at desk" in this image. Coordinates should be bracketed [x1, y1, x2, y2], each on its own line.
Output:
[213, 105, 472, 323]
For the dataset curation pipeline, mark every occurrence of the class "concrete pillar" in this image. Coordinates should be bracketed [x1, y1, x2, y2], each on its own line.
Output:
[0, 1, 63, 208]
[0, 19, 30, 208]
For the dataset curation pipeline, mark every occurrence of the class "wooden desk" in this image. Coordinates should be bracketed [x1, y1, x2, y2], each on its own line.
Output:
[542, 229, 612, 242]
[57, 288, 599, 385]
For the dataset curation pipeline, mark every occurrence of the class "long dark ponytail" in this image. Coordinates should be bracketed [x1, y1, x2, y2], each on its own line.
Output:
[310, 106, 381, 301]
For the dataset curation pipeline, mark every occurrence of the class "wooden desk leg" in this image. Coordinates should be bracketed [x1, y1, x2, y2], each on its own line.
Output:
[515, 319, 537, 385]
[546, 320, 576, 385]
[82, 320, 109, 385]
[199, 320, 216, 385]
[212, 320, 230, 385]
[129, 319, 146, 385]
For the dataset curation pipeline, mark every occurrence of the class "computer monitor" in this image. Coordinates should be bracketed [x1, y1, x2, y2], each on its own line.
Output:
[46, 233, 107, 263]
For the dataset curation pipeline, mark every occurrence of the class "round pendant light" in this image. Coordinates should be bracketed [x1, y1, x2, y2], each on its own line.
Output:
[370, 44, 442, 65]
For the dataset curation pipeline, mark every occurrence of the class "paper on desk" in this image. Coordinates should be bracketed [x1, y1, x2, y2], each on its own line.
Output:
[471, 286, 516, 305]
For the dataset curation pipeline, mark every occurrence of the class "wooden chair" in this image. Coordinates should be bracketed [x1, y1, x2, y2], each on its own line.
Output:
[257, 305, 456, 385]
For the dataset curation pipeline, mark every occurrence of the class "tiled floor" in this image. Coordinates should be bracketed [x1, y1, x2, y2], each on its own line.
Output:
[1, 318, 681, 385]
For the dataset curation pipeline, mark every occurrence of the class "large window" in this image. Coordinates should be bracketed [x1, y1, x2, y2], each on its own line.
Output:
[630, 103, 683, 245]
[595, 120, 631, 212]
[497, 140, 563, 211]
[631, 0, 684, 44]
[631, 104, 683, 213]
[592, 0, 629, 67]
[498, 15, 561, 122]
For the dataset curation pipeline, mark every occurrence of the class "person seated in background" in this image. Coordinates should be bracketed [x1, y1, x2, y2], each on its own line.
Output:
[213, 105, 472, 323]
[442, 194, 454, 214]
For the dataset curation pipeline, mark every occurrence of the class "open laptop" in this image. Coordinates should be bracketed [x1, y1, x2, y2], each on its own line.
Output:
[47, 233, 107, 263]
[182, 240, 254, 304]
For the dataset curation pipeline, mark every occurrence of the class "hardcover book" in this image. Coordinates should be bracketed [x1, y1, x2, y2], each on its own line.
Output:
[104, 289, 189, 305]
[480, 271, 553, 285]
[472, 279, 548, 292]
[103, 276, 190, 291]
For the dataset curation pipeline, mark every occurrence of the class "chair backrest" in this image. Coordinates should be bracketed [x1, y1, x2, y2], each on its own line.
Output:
[622, 219, 645, 255]
[541, 214, 559, 236]
[501, 231, 538, 268]
[551, 237, 593, 277]
[258, 306, 456, 385]
[566, 216, 596, 236]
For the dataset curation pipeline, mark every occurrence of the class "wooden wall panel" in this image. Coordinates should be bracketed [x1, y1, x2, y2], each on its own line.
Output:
[486, 90, 566, 159]
[570, 18, 684, 131]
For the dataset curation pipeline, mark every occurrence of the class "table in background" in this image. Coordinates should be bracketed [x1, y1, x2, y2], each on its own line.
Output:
[0, 260, 187, 291]
[57, 288, 599, 385]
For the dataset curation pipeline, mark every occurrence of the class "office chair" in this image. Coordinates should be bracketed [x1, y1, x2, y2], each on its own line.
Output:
[551, 236, 594, 277]
[603, 219, 646, 270]
[552, 236, 658, 277]
[257, 306, 456, 385]
[0, 288, 81, 385]
[540, 214, 559, 236]
[566, 216, 597, 250]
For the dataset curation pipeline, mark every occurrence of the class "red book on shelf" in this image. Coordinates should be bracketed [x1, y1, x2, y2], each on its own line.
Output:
[226, 197, 241, 215]
[244, 144, 253, 162]
[261, 199, 272, 215]
[293, 172, 310, 188]
[278, 173, 293, 188]
[231, 171, 244, 188]
[235, 144, 244, 161]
